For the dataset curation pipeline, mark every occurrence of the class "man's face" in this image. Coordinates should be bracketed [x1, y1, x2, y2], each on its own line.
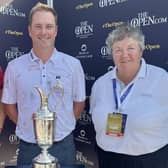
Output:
[28, 10, 57, 50]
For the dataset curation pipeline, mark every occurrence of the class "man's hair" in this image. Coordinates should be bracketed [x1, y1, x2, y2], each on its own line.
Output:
[28, 2, 58, 25]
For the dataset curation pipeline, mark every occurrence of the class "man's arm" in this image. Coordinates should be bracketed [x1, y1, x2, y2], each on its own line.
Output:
[0, 104, 5, 133]
[73, 101, 85, 120]
[0, 88, 5, 133]
[3, 103, 18, 124]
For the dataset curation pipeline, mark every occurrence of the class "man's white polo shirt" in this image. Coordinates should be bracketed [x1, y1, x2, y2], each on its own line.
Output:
[2, 49, 86, 143]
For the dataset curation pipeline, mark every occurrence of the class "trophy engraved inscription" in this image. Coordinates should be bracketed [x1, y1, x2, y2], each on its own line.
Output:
[33, 87, 59, 168]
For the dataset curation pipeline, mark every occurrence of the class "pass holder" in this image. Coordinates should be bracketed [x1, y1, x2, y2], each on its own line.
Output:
[106, 112, 127, 137]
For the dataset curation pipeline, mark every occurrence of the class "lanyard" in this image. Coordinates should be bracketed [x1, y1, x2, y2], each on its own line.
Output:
[112, 79, 134, 110]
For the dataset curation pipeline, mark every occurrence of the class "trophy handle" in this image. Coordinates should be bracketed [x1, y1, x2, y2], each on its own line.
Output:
[35, 87, 48, 109]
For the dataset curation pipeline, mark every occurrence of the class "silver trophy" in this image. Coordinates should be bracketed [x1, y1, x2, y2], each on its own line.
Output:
[33, 81, 64, 168]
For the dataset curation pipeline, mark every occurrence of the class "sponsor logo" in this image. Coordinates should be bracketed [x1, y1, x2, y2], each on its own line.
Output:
[80, 129, 86, 137]
[5, 47, 24, 62]
[5, 29, 23, 36]
[75, 129, 91, 144]
[76, 44, 93, 59]
[76, 151, 94, 166]
[130, 11, 167, 27]
[78, 110, 92, 124]
[75, 21, 93, 39]
[9, 134, 20, 144]
[75, 105, 93, 145]
[102, 21, 124, 29]
[145, 44, 160, 51]
[99, 0, 128, 8]
[75, 2, 93, 10]
[81, 44, 87, 52]
[100, 46, 112, 60]
[0, 4, 26, 17]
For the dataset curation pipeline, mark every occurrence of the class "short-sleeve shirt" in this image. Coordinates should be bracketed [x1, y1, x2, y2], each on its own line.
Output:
[2, 49, 86, 143]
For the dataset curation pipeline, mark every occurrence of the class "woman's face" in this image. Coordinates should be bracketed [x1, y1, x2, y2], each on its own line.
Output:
[112, 37, 142, 73]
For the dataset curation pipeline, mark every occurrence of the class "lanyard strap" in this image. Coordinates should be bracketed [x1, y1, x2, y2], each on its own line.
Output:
[112, 79, 134, 110]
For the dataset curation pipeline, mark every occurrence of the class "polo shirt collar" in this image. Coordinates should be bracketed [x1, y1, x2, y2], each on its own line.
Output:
[29, 49, 40, 62]
[29, 48, 59, 64]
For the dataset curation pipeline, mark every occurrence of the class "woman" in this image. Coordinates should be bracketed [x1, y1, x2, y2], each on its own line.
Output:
[90, 23, 168, 168]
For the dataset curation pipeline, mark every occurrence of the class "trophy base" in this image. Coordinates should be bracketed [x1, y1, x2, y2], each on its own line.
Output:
[33, 162, 59, 168]
[33, 153, 60, 168]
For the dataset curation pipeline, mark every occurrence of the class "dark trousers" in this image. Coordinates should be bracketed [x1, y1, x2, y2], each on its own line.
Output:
[97, 144, 168, 168]
[17, 133, 76, 166]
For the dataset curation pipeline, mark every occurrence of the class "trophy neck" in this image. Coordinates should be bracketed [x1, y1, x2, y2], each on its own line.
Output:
[41, 96, 48, 109]
[40, 96, 54, 116]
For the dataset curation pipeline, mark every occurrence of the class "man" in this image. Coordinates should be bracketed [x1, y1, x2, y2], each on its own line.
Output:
[2, 2, 85, 166]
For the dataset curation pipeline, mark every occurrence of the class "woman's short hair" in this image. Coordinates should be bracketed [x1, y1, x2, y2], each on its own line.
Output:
[106, 23, 145, 54]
